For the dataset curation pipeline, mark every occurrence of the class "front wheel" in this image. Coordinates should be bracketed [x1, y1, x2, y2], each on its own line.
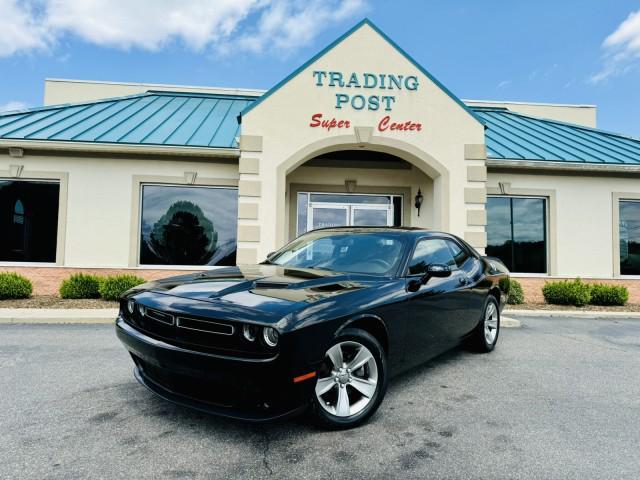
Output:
[311, 328, 388, 429]
[466, 296, 500, 352]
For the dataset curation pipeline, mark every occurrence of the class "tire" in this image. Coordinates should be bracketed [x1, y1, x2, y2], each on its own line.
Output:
[311, 328, 388, 429]
[466, 296, 500, 353]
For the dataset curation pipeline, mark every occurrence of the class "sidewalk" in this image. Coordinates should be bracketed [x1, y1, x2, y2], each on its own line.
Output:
[0, 308, 118, 324]
[506, 309, 640, 319]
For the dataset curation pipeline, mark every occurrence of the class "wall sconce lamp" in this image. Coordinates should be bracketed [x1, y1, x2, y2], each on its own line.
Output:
[414, 188, 424, 217]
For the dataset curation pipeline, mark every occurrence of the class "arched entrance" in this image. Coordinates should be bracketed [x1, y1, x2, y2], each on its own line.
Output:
[286, 149, 434, 241]
[273, 135, 451, 247]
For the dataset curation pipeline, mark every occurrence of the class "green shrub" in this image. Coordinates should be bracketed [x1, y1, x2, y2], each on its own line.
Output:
[99, 274, 146, 301]
[589, 283, 629, 306]
[506, 279, 525, 305]
[0, 272, 33, 299]
[542, 279, 591, 307]
[59, 273, 103, 299]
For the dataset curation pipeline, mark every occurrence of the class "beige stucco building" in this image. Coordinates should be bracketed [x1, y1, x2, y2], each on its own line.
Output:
[1, 20, 640, 297]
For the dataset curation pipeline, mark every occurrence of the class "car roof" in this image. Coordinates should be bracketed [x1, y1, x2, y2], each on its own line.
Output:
[308, 226, 446, 237]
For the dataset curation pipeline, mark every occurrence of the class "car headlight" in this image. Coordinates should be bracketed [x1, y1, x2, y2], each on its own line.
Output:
[263, 327, 279, 347]
[138, 305, 146, 316]
[127, 299, 135, 314]
[243, 324, 259, 342]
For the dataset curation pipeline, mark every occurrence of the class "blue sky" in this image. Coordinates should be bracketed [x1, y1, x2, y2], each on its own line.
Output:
[1, 0, 640, 135]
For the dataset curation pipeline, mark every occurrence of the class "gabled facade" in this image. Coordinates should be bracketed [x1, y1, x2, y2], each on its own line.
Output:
[2, 19, 640, 298]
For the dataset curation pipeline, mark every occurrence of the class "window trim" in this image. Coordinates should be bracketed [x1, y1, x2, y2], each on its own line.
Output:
[486, 185, 556, 275]
[0, 172, 68, 266]
[130, 175, 238, 268]
[612, 192, 640, 277]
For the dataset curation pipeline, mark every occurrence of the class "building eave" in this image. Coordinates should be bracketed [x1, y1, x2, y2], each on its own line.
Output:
[487, 158, 640, 174]
[0, 139, 240, 158]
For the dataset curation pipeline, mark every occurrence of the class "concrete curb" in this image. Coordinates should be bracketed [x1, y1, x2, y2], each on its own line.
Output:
[500, 316, 521, 328]
[506, 309, 640, 319]
[0, 308, 118, 324]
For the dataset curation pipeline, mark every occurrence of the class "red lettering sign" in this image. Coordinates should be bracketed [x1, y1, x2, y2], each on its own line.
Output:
[377, 115, 422, 132]
[309, 113, 351, 131]
[309, 113, 422, 133]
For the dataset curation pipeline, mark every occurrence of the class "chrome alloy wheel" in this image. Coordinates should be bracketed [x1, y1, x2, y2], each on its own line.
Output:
[315, 341, 378, 418]
[484, 301, 499, 345]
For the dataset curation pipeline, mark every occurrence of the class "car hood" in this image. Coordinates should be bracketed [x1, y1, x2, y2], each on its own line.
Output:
[131, 265, 378, 320]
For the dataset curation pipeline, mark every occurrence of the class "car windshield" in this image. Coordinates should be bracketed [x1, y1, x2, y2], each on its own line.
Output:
[269, 231, 407, 276]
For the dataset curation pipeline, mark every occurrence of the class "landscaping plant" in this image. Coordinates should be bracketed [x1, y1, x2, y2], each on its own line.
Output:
[589, 283, 629, 306]
[542, 278, 591, 307]
[0, 272, 33, 299]
[99, 274, 146, 301]
[59, 273, 103, 299]
[506, 279, 525, 305]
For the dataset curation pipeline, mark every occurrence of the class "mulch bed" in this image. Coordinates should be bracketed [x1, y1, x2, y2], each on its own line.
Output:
[0, 295, 118, 309]
[506, 302, 640, 312]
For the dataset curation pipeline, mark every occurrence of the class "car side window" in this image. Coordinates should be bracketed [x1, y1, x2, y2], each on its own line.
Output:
[446, 240, 470, 268]
[407, 239, 457, 276]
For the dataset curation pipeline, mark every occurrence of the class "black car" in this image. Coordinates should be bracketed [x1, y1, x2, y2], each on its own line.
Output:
[116, 227, 509, 428]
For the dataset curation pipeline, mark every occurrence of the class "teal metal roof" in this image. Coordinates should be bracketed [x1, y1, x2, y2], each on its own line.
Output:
[472, 107, 640, 165]
[2, 89, 640, 167]
[0, 91, 256, 149]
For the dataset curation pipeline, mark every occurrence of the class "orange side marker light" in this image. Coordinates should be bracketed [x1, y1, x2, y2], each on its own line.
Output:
[293, 371, 317, 383]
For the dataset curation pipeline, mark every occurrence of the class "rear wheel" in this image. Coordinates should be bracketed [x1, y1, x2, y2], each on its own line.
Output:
[467, 296, 500, 352]
[312, 328, 387, 429]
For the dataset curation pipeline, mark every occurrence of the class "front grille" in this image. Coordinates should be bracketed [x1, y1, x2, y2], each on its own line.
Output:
[122, 302, 272, 359]
[176, 317, 234, 335]
[145, 308, 174, 325]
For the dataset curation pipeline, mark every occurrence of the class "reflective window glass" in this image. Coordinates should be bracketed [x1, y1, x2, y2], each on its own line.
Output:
[0, 180, 59, 262]
[620, 201, 640, 275]
[139, 185, 238, 266]
[486, 196, 547, 273]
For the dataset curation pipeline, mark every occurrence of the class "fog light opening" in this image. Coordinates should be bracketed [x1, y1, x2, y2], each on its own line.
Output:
[243, 324, 259, 342]
[263, 327, 279, 347]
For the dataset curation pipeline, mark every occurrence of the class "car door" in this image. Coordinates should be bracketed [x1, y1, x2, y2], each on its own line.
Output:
[446, 239, 488, 336]
[402, 238, 466, 368]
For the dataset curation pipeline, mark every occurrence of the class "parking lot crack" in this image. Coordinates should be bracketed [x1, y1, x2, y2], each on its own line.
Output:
[259, 427, 274, 476]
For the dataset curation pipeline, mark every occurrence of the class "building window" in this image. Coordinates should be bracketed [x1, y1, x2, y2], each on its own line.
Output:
[139, 184, 238, 266]
[0, 180, 60, 262]
[619, 200, 640, 275]
[486, 196, 547, 274]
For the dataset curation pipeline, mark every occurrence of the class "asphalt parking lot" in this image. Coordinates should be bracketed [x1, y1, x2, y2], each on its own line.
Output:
[1, 317, 639, 480]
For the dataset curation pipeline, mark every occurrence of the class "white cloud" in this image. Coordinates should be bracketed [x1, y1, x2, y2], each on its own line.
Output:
[0, 0, 367, 57]
[0, 101, 29, 112]
[0, 0, 50, 56]
[590, 10, 640, 83]
[497, 80, 510, 89]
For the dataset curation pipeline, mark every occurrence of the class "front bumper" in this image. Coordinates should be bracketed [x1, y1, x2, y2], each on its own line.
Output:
[116, 317, 312, 422]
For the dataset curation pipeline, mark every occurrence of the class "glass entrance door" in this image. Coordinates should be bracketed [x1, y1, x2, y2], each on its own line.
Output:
[308, 204, 349, 230]
[351, 205, 393, 226]
[303, 193, 398, 233]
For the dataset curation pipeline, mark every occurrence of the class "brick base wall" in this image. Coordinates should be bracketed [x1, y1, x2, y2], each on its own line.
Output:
[515, 277, 640, 304]
[0, 267, 199, 296]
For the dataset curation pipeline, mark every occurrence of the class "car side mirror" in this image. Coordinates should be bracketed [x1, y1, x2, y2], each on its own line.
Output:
[407, 264, 451, 292]
[426, 264, 452, 278]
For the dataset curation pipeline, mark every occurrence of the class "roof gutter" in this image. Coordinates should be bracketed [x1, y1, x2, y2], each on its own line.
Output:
[487, 158, 640, 174]
[0, 139, 240, 158]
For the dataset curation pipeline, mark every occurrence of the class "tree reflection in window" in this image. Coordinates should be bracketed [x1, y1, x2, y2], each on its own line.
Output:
[139, 185, 238, 266]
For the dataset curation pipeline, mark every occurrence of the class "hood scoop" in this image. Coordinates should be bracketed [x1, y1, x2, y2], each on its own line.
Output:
[254, 281, 290, 289]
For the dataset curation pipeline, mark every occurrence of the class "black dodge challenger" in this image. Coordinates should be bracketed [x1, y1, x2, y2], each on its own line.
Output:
[116, 227, 509, 428]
